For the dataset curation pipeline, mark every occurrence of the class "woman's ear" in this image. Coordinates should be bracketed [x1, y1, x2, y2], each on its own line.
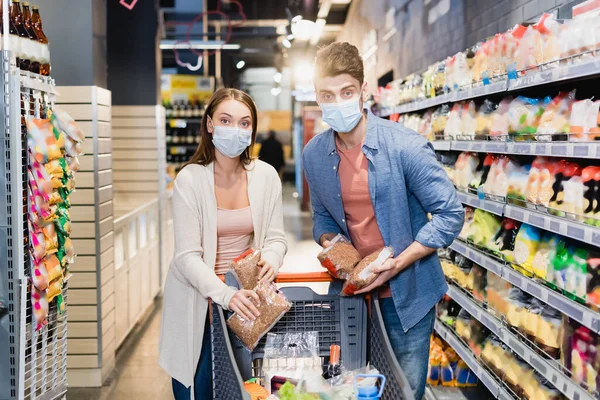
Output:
[206, 116, 214, 134]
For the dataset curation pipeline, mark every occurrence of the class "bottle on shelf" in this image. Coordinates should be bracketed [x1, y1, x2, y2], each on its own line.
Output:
[172, 100, 180, 118]
[164, 99, 173, 118]
[10, 0, 28, 70]
[22, 2, 40, 74]
[186, 127, 194, 144]
[30, 5, 49, 76]
[192, 100, 200, 117]
[185, 100, 193, 118]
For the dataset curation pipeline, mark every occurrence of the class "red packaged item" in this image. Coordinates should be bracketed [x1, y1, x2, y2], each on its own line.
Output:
[342, 247, 394, 296]
[317, 234, 361, 279]
[230, 248, 261, 290]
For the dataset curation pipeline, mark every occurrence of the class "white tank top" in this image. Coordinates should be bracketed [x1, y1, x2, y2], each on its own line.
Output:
[214, 206, 254, 275]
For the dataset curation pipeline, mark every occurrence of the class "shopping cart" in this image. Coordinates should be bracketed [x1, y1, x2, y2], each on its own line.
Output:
[211, 272, 415, 400]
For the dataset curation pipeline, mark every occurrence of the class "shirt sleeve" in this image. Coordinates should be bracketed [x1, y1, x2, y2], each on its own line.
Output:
[302, 149, 342, 244]
[403, 138, 465, 248]
[261, 170, 288, 274]
[170, 173, 237, 309]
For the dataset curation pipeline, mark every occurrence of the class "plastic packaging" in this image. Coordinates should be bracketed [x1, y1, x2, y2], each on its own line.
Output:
[317, 234, 361, 279]
[508, 96, 545, 139]
[47, 277, 63, 302]
[444, 103, 462, 139]
[432, 105, 451, 140]
[513, 224, 542, 275]
[569, 99, 600, 141]
[27, 119, 63, 164]
[341, 247, 393, 296]
[31, 258, 49, 291]
[31, 285, 48, 331]
[531, 234, 561, 280]
[475, 100, 498, 138]
[490, 96, 513, 140]
[29, 221, 47, 263]
[230, 249, 262, 290]
[536, 90, 576, 140]
[489, 218, 521, 262]
[227, 282, 292, 351]
[507, 162, 531, 203]
[536, 13, 562, 67]
[51, 107, 86, 143]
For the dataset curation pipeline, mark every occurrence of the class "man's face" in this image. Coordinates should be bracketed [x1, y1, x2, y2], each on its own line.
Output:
[314, 73, 367, 107]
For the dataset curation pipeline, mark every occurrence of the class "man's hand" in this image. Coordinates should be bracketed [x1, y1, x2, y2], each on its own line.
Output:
[355, 257, 404, 294]
[319, 232, 338, 248]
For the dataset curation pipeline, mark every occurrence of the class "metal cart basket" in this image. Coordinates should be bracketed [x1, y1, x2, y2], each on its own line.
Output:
[211, 279, 415, 400]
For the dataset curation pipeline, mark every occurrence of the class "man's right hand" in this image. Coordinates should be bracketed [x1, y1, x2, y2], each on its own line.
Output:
[319, 233, 338, 248]
[228, 290, 261, 322]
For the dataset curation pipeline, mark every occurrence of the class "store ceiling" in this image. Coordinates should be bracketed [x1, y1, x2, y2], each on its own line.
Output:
[160, 0, 351, 81]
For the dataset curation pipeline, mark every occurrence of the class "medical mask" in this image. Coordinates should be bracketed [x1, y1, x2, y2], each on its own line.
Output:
[320, 98, 363, 133]
[211, 125, 252, 158]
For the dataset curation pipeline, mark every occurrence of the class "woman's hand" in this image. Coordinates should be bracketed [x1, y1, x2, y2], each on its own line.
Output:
[258, 259, 276, 283]
[228, 290, 261, 321]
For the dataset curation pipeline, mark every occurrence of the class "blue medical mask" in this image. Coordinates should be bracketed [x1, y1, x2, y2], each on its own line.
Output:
[211, 125, 252, 158]
[319, 98, 363, 133]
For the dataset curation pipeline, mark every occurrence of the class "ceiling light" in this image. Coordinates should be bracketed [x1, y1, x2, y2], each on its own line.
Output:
[310, 18, 327, 45]
[294, 62, 314, 84]
[282, 39, 292, 48]
[287, 34, 295, 40]
[291, 19, 317, 41]
[292, 15, 303, 23]
[236, 60, 246, 69]
[274, 72, 282, 83]
[271, 87, 282, 96]
[160, 40, 241, 50]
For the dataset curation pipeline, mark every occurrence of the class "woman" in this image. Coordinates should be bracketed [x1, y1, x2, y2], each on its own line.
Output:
[159, 88, 287, 400]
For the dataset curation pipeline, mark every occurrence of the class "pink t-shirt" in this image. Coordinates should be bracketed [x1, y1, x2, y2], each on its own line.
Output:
[214, 206, 254, 275]
[337, 139, 391, 298]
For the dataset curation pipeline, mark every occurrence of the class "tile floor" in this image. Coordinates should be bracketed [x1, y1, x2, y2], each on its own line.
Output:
[67, 184, 324, 399]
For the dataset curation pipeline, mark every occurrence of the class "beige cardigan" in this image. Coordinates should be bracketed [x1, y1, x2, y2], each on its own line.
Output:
[158, 160, 287, 390]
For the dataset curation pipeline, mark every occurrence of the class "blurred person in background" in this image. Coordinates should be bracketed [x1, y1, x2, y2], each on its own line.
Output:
[159, 88, 287, 400]
[302, 42, 464, 400]
[259, 129, 285, 179]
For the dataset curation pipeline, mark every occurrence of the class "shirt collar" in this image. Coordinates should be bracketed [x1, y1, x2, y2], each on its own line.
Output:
[326, 109, 378, 156]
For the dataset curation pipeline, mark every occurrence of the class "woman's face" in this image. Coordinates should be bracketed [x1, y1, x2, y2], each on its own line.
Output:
[208, 99, 253, 133]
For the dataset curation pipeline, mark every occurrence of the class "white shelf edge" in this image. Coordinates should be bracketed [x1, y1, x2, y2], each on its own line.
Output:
[433, 319, 513, 399]
[382, 59, 600, 116]
[504, 204, 600, 248]
[446, 284, 595, 400]
[456, 192, 505, 217]
[447, 241, 600, 333]
[432, 140, 600, 159]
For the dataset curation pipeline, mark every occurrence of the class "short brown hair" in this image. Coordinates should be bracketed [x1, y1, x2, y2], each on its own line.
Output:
[313, 42, 364, 85]
[185, 88, 257, 168]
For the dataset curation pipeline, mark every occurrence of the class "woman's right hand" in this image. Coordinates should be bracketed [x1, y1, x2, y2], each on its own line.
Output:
[228, 289, 261, 321]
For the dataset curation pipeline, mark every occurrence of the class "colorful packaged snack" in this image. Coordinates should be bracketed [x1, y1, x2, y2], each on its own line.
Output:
[47, 277, 63, 302]
[536, 13, 562, 67]
[490, 96, 513, 140]
[317, 234, 361, 279]
[444, 103, 462, 139]
[226, 282, 291, 351]
[536, 90, 576, 141]
[475, 100, 498, 138]
[27, 119, 62, 163]
[229, 249, 261, 290]
[31, 285, 48, 331]
[582, 166, 600, 225]
[31, 258, 49, 291]
[342, 247, 394, 296]
[513, 224, 542, 275]
[42, 222, 59, 254]
[532, 234, 562, 280]
[43, 254, 63, 283]
[526, 157, 548, 206]
[569, 99, 600, 141]
[50, 107, 86, 142]
[65, 155, 81, 173]
[54, 205, 72, 236]
[586, 250, 600, 307]
[489, 218, 521, 262]
[461, 101, 477, 138]
[467, 209, 501, 248]
[535, 306, 562, 359]
[30, 159, 53, 200]
[28, 170, 53, 222]
[29, 220, 47, 263]
[549, 161, 582, 217]
[507, 162, 531, 204]
[508, 96, 546, 139]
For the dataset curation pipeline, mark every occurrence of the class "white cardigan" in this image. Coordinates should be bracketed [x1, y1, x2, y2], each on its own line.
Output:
[158, 160, 288, 390]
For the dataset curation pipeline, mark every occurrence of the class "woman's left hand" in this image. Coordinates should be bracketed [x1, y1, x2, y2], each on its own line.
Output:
[258, 259, 276, 283]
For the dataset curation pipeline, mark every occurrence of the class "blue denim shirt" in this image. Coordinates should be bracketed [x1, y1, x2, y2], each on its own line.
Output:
[302, 110, 464, 331]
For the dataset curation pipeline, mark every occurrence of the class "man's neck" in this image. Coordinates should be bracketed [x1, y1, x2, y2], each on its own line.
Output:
[336, 112, 367, 150]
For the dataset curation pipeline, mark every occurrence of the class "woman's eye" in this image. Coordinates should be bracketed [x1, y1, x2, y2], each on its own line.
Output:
[241, 121, 250, 128]
[220, 119, 230, 124]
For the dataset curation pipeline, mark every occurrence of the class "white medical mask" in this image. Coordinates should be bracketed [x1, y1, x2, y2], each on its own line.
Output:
[319, 98, 363, 133]
[211, 125, 252, 158]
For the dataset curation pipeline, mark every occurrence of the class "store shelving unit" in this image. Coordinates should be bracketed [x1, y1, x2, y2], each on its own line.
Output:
[444, 284, 595, 400]
[449, 240, 600, 333]
[380, 58, 600, 116]
[433, 320, 515, 400]
[433, 140, 600, 159]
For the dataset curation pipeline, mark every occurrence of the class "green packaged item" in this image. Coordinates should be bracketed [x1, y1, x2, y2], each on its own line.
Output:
[468, 209, 501, 248]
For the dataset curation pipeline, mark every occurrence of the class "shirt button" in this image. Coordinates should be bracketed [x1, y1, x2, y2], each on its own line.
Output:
[342, 218, 346, 223]
[337, 193, 341, 198]
[333, 166, 337, 170]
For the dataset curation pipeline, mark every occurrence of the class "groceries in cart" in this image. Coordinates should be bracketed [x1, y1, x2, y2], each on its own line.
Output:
[342, 247, 394, 296]
[230, 248, 263, 290]
[227, 282, 292, 350]
[317, 234, 361, 279]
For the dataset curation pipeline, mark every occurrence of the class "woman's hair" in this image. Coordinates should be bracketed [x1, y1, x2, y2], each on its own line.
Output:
[185, 88, 258, 167]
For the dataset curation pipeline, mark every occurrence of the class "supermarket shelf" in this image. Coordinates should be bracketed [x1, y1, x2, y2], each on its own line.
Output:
[433, 320, 514, 400]
[446, 285, 595, 400]
[448, 240, 600, 333]
[504, 205, 600, 247]
[384, 59, 600, 116]
[434, 140, 600, 159]
[166, 117, 203, 122]
[456, 192, 504, 217]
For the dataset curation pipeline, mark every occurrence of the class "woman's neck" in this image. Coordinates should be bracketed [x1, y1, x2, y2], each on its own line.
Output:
[214, 152, 244, 177]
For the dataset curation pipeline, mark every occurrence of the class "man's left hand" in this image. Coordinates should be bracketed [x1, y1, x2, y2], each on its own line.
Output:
[355, 257, 404, 294]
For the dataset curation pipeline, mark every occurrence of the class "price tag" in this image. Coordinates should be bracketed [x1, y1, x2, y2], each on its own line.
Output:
[528, 213, 546, 228]
[535, 143, 548, 154]
[566, 224, 585, 241]
[471, 142, 482, 151]
[509, 208, 524, 221]
[529, 354, 547, 375]
[592, 232, 600, 247]
[470, 251, 483, 265]
[551, 145, 567, 156]
[573, 145, 589, 157]
[508, 337, 525, 357]
[514, 143, 531, 154]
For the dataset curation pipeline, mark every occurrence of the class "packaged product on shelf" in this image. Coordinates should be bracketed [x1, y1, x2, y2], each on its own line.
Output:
[525, 157, 547, 206]
[513, 224, 542, 275]
[490, 96, 513, 140]
[28, 170, 52, 223]
[536, 90, 576, 140]
[451, 52, 471, 91]
[28, 221, 46, 263]
[548, 161, 582, 217]
[461, 101, 477, 138]
[317, 234, 361, 280]
[488, 33, 507, 78]
[505, 26, 527, 77]
[560, 173, 585, 221]
[27, 119, 63, 164]
[482, 155, 512, 198]
[42, 222, 58, 254]
[455, 308, 472, 341]
[475, 99, 498, 138]
[453, 152, 481, 191]
[504, 355, 533, 398]
[536, 13, 562, 67]
[227, 282, 292, 350]
[427, 338, 455, 387]
[422, 64, 436, 99]
[552, 244, 587, 300]
[51, 107, 86, 143]
[230, 249, 262, 290]
[43, 254, 63, 283]
[467, 209, 502, 248]
[47, 277, 63, 303]
[31, 285, 48, 331]
[582, 166, 600, 226]
[481, 336, 509, 377]
[454, 359, 479, 388]
[65, 155, 80, 173]
[531, 233, 562, 280]
[537, 159, 561, 209]
[507, 96, 545, 139]
[453, 254, 474, 291]
[472, 264, 487, 302]
[342, 247, 393, 296]
[31, 258, 49, 291]
[444, 103, 462, 139]
[30, 159, 53, 200]
[535, 306, 562, 359]
[505, 287, 529, 331]
[569, 99, 600, 141]
[470, 41, 488, 84]
[563, 323, 600, 392]
[524, 299, 544, 342]
[515, 25, 543, 73]
[433, 61, 446, 96]
[458, 207, 475, 241]
[536, 379, 563, 400]
[432, 104, 450, 140]
[507, 162, 531, 204]
[587, 254, 600, 308]
[489, 218, 521, 261]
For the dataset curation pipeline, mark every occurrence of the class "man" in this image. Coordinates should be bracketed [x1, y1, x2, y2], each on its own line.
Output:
[302, 42, 464, 399]
[259, 130, 285, 179]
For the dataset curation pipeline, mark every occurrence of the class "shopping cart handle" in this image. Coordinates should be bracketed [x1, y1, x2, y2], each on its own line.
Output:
[275, 272, 333, 283]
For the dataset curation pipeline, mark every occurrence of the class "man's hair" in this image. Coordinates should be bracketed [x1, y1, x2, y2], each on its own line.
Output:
[313, 42, 364, 86]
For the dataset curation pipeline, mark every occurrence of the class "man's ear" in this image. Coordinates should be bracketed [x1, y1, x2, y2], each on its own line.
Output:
[361, 82, 369, 101]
